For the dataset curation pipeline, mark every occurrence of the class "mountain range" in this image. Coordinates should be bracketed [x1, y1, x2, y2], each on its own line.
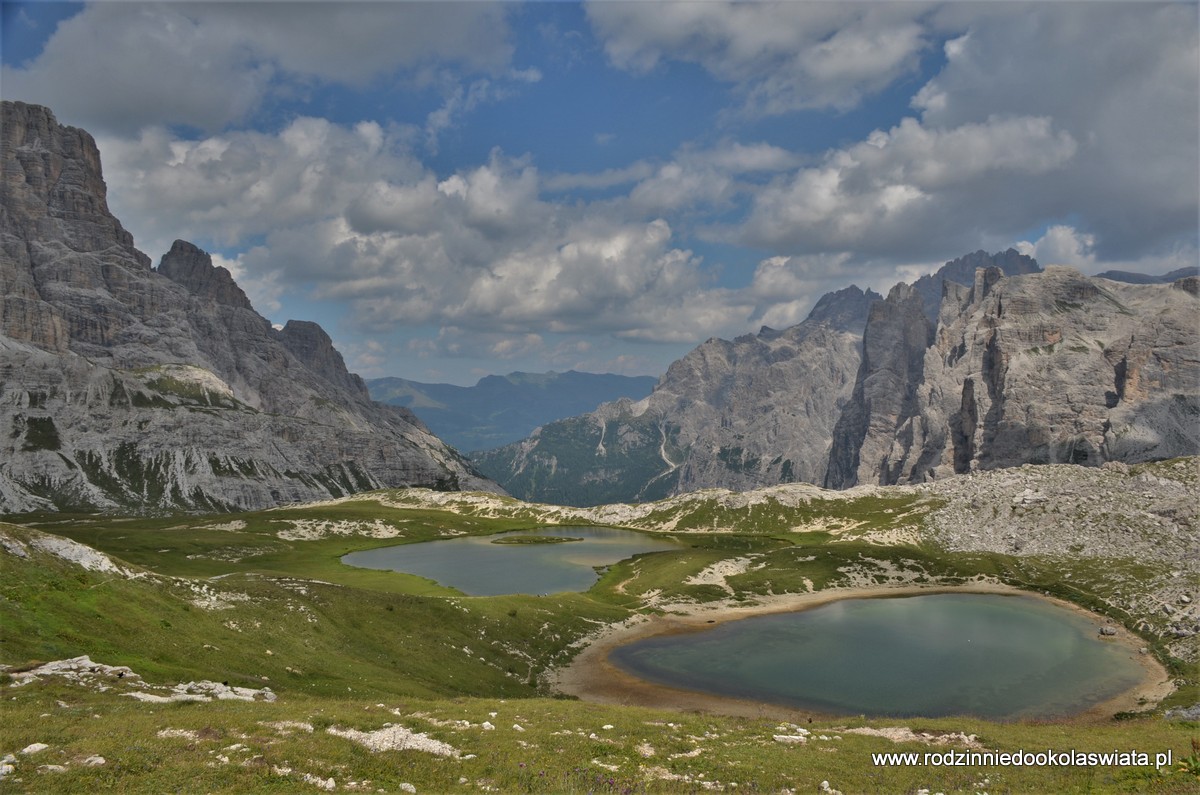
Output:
[0, 101, 496, 513]
[3, 100, 1196, 515]
[366, 371, 656, 453]
[473, 253, 1199, 505]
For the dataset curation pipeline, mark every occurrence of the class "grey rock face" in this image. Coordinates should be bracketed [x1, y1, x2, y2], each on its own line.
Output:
[0, 101, 497, 512]
[910, 248, 1041, 322]
[837, 266, 1200, 486]
[158, 240, 253, 311]
[824, 282, 934, 489]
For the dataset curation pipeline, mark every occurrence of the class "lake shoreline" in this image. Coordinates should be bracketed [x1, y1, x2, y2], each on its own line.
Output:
[549, 582, 1174, 724]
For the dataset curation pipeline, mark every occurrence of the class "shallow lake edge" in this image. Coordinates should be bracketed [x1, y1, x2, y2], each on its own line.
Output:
[550, 582, 1174, 724]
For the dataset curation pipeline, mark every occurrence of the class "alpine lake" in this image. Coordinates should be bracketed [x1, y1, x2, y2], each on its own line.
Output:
[342, 526, 680, 596]
[344, 529, 1148, 720]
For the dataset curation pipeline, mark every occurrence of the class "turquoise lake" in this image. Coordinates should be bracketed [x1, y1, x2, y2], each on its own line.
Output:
[341, 526, 679, 595]
[610, 593, 1146, 719]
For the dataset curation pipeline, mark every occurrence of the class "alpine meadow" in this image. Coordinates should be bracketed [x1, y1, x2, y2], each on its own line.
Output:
[1, 2, 1198, 793]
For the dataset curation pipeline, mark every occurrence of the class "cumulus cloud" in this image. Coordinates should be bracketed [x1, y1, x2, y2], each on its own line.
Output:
[96, 117, 425, 261]
[1016, 226, 1096, 270]
[99, 118, 754, 345]
[741, 252, 922, 330]
[590, 1, 1196, 273]
[3, 2, 514, 134]
[628, 141, 801, 214]
[542, 162, 657, 192]
[20, 0, 1191, 381]
[1017, 226, 1198, 280]
[917, 2, 1198, 261]
[740, 114, 1077, 256]
[586, 1, 931, 114]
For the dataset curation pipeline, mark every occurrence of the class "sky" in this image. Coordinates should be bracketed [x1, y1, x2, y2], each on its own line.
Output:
[3, 1, 1197, 386]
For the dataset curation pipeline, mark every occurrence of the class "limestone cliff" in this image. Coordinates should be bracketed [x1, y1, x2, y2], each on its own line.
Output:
[833, 265, 1200, 486]
[0, 101, 497, 512]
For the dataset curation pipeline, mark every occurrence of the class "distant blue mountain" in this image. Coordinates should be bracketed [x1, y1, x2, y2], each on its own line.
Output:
[367, 371, 658, 452]
[1095, 266, 1199, 285]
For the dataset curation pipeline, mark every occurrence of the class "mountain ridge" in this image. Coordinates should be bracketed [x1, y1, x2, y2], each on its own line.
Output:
[0, 100, 497, 513]
[473, 252, 1199, 505]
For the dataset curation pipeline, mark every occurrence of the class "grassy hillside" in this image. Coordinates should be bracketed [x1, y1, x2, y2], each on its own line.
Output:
[2, 470, 1198, 792]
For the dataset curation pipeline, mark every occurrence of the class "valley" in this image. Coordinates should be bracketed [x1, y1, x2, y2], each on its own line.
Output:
[2, 458, 1197, 792]
[1, 91, 1197, 794]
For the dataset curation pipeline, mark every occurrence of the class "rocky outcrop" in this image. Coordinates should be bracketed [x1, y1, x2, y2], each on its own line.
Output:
[833, 266, 1200, 486]
[824, 282, 934, 489]
[0, 101, 496, 512]
[157, 240, 253, 311]
[277, 319, 370, 399]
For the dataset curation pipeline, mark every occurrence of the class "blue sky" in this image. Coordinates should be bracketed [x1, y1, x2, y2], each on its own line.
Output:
[4, 1, 1197, 385]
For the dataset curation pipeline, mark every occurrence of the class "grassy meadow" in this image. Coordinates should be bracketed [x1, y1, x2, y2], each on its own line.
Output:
[1, 488, 1197, 793]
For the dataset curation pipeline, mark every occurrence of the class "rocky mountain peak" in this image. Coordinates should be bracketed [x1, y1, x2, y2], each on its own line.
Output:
[0, 102, 497, 512]
[804, 284, 882, 331]
[157, 240, 253, 311]
[476, 254, 1196, 505]
[1, 100, 147, 268]
[913, 248, 1040, 322]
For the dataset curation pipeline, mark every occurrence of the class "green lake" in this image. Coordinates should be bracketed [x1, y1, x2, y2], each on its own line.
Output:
[610, 593, 1146, 719]
[341, 526, 679, 595]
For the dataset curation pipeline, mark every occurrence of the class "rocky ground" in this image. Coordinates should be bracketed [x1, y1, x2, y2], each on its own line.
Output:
[919, 459, 1198, 661]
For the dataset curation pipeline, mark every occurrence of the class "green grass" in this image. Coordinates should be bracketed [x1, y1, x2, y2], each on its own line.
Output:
[2, 483, 1198, 793]
[2, 676, 1196, 793]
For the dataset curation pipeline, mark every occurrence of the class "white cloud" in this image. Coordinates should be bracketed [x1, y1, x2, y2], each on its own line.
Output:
[1017, 226, 1198, 281]
[96, 117, 425, 260]
[742, 252, 915, 330]
[587, 1, 1196, 269]
[3, 2, 514, 134]
[100, 116, 757, 345]
[1016, 226, 1096, 270]
[630, 163, 735, 214]
[917, 2, 1198, 261]
[32, 0, 1191, 380]
[586, 1, 932, 114]
[543, 162, 657, 192]
[741, 114, 1077, 255]
[627, 141, 802, 214]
